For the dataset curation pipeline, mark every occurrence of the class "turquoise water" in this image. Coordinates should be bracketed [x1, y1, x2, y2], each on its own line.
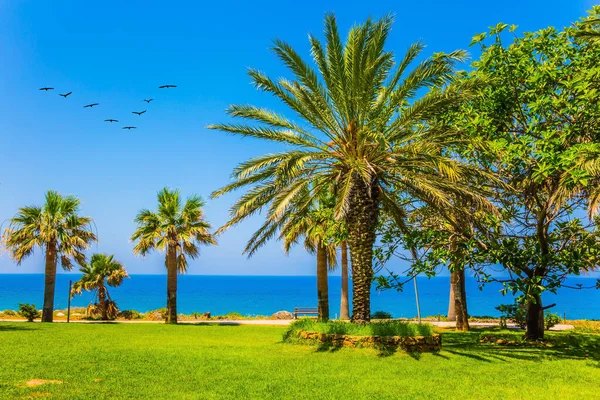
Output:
[0, 274, 598, 319]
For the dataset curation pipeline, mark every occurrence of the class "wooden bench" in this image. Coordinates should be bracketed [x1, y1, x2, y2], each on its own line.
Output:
[294, 307, 318, 319]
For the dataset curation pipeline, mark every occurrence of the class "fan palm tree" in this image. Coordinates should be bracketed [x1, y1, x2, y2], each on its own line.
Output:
[71, 253, 129, 320]
[209, 13, 489, 322]
[3, 191, 97, 322]
[131, 187, 216, 324]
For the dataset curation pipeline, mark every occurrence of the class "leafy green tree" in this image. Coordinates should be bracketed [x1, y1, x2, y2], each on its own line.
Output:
[131, 188, 216, 324]
[4, 191, 97, 322]
[209, 13, 486, 322]
[464, 19, 600, 340]
[71, 253, 129, 320]
[574, 6, 600, 43]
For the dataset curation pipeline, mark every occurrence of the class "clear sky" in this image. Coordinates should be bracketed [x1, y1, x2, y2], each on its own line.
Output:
[0, 0, 596, 275]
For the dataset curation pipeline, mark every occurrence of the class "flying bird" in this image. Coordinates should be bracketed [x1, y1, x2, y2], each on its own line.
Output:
[104, 119, 119, 123]
[59, 92, 72, 98]
[39, 87, 54, 91]
[122, 126, 137, 130]
[84, 103, 99, 108]
[143, 99, 153, 103]
[158, 85, 177, 89]
[132, 110, 147, 116]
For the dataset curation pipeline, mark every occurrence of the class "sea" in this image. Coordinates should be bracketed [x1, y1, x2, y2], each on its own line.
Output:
[0, 274, 599, 319]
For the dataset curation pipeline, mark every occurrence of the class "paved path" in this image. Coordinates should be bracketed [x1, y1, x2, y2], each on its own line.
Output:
[0, 318, 575, 330]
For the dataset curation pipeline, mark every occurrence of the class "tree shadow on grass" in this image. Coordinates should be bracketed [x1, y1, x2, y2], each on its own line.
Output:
[441, 328, 600, 365]
[176, 322, 242, 327]
[0, 323, 35, 331]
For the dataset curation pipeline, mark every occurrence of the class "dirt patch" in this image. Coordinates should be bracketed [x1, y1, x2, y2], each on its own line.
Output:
[26, 379, 62, 387]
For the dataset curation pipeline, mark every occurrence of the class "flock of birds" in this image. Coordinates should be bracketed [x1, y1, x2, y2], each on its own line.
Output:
[38, 85, 177, 130]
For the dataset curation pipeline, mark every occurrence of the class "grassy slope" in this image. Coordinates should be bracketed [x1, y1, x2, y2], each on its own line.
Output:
[0, 323, 599, 400]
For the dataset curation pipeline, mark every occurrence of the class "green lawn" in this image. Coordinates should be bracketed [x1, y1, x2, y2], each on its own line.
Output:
[0, 323, 599, 399]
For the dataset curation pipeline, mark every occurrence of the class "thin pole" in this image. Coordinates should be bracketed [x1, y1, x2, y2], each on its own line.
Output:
[414, 276, 422, 324]
[67, 280, 72, 323]
[409, 247, 422, 324]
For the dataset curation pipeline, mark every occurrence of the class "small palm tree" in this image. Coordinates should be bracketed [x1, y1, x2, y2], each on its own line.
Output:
[71, 253, 129, 320]
[243, 187, 338, 321]
[3, 191, 97, 322]
[210, 14, 488, 322]
[131, 187, 216, 324]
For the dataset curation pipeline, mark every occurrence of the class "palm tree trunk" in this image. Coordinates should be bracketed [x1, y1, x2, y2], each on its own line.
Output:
[453, 267, 469, 331]
[98, 286, 108, 321]
[42, 241, 58, 322]
[316, 242, 329, 321]
[346, 177, 379, 324]
[526, 293, 544, 340]
[448, 271, 457, 321]
[340, 241, 350, 320]
[166, 243, 178, 324]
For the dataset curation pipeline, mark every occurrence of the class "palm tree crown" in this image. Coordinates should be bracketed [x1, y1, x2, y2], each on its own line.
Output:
[72, 253, 128, 296]
[209, 13, 488, 321]
[131, 188, 216, 271]
[71, 253, 128, 320]
[5, 190, 96, 268]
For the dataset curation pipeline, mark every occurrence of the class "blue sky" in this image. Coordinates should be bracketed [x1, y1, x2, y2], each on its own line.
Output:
[0, 0, 595, 275]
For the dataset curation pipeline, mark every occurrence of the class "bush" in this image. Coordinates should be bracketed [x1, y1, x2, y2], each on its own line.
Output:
[117, 310, 142, 320]
[544, 312, 562, 330]
[18, 303, 40, 322]
[495, 303, 526, 329]
[216, 312, 245, 320]
[284, 319, 434, 342]
[144, 308, 167, 321]
[1, 309, 17, 317]
[371, 311, 393, 320]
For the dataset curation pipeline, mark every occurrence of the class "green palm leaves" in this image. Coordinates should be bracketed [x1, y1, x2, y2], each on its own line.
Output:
[131, 188, 216, 273]
[72, 253, 128, 296]
[210, 13, 485, 321]
[71, 253, 128, 320]
[5, 191, 96, 269]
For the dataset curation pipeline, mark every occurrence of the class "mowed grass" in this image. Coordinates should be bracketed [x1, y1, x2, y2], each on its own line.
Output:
[0, 323, 599, 399]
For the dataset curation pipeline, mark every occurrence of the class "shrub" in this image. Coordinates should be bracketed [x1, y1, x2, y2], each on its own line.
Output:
[284, 319, 434, 342]
[495, 303, 526, 329]
[18, 303, 40, 322]
[144, 308, 167, 321]
[117, 310, 142, 320]
[544, 312, 562, 330]
[371, 311, 393, 319]
[216, 312, 245, 320]
[1, 309, 17, 317]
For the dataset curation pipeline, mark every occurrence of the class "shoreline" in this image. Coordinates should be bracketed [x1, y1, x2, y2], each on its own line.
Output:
[0, 318, 576, 330]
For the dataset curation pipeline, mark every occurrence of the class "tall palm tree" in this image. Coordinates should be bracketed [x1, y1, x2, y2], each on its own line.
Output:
[209, 13, 488, 322]
[71, 253, 129, 320]
[131, 188, 216, 324]
[3, 191, 97, 322]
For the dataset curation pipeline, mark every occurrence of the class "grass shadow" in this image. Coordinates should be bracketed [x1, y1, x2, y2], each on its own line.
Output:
[441, 328, 600, 365]
[0, 323, 35, 331]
